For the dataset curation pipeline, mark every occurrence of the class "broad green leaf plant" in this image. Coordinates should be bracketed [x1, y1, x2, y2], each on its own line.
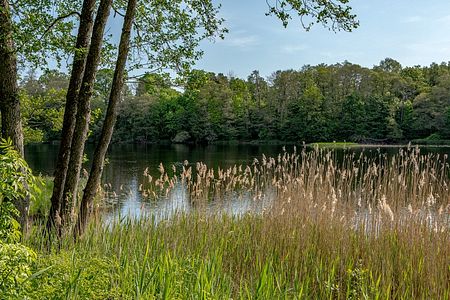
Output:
[0, 138, 40, 297]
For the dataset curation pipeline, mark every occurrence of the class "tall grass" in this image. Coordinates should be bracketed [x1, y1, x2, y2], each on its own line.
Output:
[24, 146, 450, 299]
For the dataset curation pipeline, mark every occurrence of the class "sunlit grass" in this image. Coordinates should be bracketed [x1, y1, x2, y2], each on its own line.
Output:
[308, 142, 359, 148]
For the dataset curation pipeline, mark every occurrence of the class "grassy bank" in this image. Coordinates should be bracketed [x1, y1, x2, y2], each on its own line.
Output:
[308, 142, 359, 148]
[22, 211, 449, 299]
[18, 147, 450, 299]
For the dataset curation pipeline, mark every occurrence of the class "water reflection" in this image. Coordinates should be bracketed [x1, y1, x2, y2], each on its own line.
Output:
[103, 182, 275, 224]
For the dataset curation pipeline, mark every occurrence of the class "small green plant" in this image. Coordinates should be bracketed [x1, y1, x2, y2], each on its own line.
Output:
[0, 138, 40, 206]
[0, 202, 22, 244]
[29, 176, 53, 219]
[346, 260, 370, 300]
[0, 241, 37, 298]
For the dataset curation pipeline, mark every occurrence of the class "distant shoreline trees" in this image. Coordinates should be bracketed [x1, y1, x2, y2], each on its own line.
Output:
[21, 59, 450, 146]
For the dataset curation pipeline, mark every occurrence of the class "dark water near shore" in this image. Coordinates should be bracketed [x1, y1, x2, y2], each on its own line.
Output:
[25, 144, 450, 221]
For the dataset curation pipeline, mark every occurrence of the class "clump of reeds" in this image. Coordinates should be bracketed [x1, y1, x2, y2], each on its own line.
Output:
[22, 146, 449, 299]
[139, 145, 449, 230]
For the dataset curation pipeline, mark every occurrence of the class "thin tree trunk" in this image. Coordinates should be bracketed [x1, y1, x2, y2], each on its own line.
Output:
[61, 0, 112, 227]
[76, 0, 137, 236]
[0, 0, 27, 228]
[47, 0, 96, 232]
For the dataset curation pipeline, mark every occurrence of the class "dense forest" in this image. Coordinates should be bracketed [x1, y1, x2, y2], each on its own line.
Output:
[21, 58, 450, 145]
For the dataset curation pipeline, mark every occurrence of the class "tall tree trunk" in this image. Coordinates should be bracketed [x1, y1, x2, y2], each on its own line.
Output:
[0, 0, 27, 227]
[47, 0, 96, 232]
[0, 0, 23, 156]
[61, 0, 112, 227]
[76, 0, 137, 236]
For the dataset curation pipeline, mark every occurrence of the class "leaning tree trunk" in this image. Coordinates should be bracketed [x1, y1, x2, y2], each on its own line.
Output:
[75, 0, 137, 237]
[47, 0, 97, 233]
[61, 0, 112, 228]
[0, 0, 28, 228]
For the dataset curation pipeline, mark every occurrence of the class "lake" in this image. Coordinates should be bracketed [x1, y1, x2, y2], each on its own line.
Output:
[25, 143, 450, 221]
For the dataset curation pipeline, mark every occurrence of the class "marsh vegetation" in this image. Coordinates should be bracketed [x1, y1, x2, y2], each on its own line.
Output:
[11, 146, 449, 299]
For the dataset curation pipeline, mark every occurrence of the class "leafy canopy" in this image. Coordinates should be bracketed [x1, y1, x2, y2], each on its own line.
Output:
[9, 0, 82, 67]
[265, 0, 358, 31]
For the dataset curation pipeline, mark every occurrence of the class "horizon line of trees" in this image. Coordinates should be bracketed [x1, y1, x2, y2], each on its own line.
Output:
[21, 58, 450, 145]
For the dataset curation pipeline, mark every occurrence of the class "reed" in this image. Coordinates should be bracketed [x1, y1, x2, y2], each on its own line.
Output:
[23, 146, 450, 299]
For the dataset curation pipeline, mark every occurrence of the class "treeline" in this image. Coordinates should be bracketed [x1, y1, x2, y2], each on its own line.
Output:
[21, 58, 450, 144]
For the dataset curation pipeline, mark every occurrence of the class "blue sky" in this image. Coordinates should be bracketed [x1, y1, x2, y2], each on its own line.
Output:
[193, 0, 450, 78]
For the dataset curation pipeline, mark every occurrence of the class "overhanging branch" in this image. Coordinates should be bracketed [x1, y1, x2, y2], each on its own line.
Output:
[39, 11, 81, 41]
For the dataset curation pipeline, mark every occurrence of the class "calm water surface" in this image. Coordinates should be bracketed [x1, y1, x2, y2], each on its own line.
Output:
[25, 144, 450, 221]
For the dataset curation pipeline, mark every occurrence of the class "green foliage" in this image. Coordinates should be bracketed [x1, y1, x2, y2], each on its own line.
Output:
[19, 60, 450, 145]
[26, 251, 120, 300]
[265, 0, 359, 31]
[29, 177, 53, 219]
[0, 202, 21, 244]
[0, 241, 37, 298]
[0, 139, 40, 205]
[20, 73, 67, 143]
[112, 60, 450, 144]
[0, 139, 40, 298]
[126, 0, 227, 75]
[10, 0, 81, 67]
[172, 131, 191, 143]
[23, 126, 45, 144]
[346, 261, 373, 300]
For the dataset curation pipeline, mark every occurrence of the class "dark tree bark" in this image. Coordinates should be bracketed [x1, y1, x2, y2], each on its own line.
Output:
[0, 0, 23, 156]
[76, 0, 137, 236]
[47, 0, 97, 232]
[0, 0, 27, 227]
[61, 0, 112, 227]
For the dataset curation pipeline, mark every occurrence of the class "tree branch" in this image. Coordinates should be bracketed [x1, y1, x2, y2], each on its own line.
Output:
[39, 11, 81, 41]
[112, 4, 125, 18]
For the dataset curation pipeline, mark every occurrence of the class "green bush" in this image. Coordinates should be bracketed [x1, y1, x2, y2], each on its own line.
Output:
[0, 138, 40, 206]
[0, 139, 41, 298]
[0, 242, 37, 298]
[0, 202, 21, 244]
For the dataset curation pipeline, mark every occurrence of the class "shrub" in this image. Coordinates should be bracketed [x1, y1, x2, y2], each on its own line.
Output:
[0, 139, 41, 297]
[0, 242, 37, 298]
[0, 138, 40, 207]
